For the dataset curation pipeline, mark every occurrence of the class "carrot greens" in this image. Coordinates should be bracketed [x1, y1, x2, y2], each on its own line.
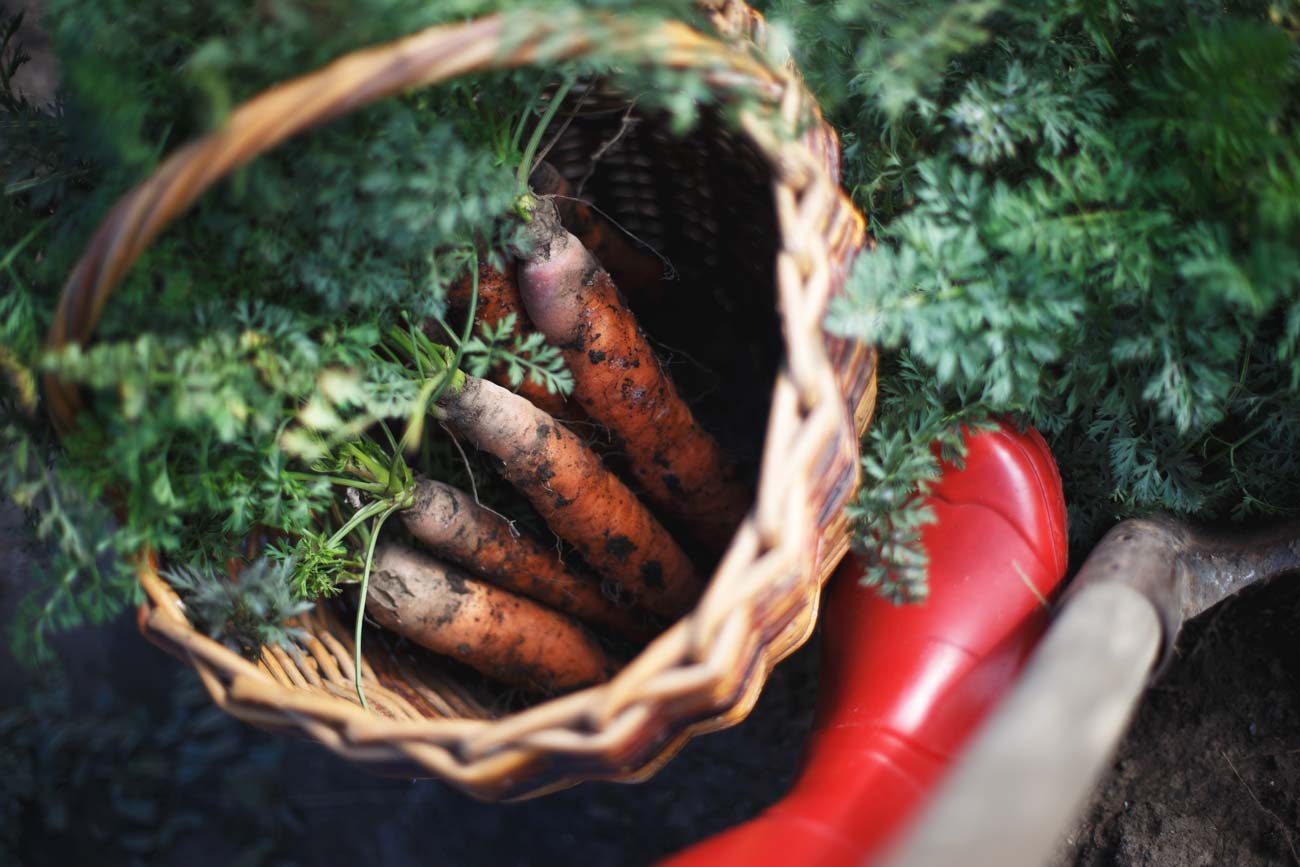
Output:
[0, 0, 707, 663]
[781, 0, 1300, 600]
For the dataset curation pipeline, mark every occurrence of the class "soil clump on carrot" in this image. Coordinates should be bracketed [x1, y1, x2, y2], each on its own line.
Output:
[367, 543, 617, 693]
[517, 197, 752, 551]
[437, 374, 702, 620]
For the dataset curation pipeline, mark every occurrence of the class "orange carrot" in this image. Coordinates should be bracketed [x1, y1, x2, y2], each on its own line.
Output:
[445, 259, 570, 419]
[367, 543, 617, 692]
[517, 199, 751, 552]
[530, 161, 665, 303]
[437, 373, 702, 620]
[401, 477, 652, 639]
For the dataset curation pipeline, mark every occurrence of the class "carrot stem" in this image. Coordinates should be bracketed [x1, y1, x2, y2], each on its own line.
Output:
[1, 222, 46, 272]
[352, 501, 400, 710]
[428, 250, 478, 407]
[286, 472, 387, 494]
[517, 75, 576, 191]
[508, 89, 540, 161]
[326, 497, 391, 550]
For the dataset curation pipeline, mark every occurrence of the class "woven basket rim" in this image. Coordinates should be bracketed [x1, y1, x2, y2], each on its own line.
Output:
[44, 0, 876, 799]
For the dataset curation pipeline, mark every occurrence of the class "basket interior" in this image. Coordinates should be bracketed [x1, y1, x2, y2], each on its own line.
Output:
[308, 84, 784, 722]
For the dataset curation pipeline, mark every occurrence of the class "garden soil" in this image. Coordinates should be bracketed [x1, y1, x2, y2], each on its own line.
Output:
[1054, 576, 1300, 867]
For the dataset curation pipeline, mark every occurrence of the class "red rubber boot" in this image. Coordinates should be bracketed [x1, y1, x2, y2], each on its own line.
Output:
[660, 421, 1068, 867]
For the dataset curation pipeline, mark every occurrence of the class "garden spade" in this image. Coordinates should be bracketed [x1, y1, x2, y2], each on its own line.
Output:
[885, 510, 1300, 866]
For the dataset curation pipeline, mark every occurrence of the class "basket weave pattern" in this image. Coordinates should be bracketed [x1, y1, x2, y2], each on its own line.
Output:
[45, 1, 875, 799]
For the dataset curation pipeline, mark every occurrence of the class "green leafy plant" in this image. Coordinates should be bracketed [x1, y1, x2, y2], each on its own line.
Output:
[162, 558, 316, 654]
[461, 313, 575, 396]
[770, 0, 1300, 598]
[0, 0, 731, 674]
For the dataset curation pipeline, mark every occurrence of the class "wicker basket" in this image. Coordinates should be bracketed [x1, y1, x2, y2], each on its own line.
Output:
[44, 1, 875, 800]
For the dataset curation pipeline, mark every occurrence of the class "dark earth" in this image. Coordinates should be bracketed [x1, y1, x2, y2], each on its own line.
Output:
[1056, 576, 1300, 867]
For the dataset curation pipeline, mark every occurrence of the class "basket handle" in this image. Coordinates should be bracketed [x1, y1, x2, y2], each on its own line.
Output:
[42, 8, 788, 433]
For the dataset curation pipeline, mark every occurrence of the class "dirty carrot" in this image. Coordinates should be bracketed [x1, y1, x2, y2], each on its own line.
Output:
[445, 258, 571, 419]
[367, 543, 617, 692]
[530, 161, 665, 303]
[401, 477, 652, 639]
[517, 198, 752, 552]
[436, 372, 702, 620]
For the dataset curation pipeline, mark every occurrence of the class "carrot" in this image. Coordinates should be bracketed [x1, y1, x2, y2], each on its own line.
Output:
[516, 198, 752, 552]
[401, 477, 652, 639]
[444, 259, 570, 419]
[436, 373, 702, 620]
[367, 543, 617, 692]
[530, 161, 665, 303]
